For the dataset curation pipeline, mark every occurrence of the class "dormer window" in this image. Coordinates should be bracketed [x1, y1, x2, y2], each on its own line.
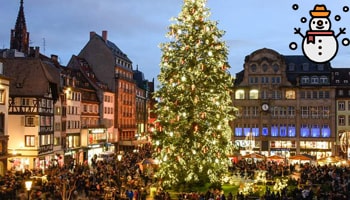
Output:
[302, 63, 309, 71]
[288, 63, 295, 71]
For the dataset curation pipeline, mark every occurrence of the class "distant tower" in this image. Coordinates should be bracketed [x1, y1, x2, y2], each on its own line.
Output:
[10, 0, 29, 55]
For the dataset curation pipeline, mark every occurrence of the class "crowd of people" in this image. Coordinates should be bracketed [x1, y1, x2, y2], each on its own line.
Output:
[231, 159, 350, 200]
[0, 144, 153, 200]
[1, 147, 350, 200]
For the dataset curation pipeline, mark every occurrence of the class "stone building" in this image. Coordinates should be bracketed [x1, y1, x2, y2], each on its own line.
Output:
[232, 48, 335, 159]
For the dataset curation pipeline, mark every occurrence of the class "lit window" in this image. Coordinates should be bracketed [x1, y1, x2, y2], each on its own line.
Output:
[311, 125, 320, 137]
[288, 124, 296, 137]
[25, 135, 35, 147]
[234, 127, 243, 137]
[271, 125, 278, 137]
[235, 90, 245, 99]
[285, 90, 296, 99]
[0, 90, 5, 104]
[321, 124, 330, 137]
[249, 89, 259, 99]
[300, 124, 309, 137]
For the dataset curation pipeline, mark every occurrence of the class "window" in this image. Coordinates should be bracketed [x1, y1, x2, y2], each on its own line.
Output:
[285, 90, 296, 99]
[21, 98, 30, 106]
[301, 76, 310, 84]
[262, 64, 268, 72]
[262, 125, 268, 136]
[235, 90, 245, 99]
[273, 64, 279, 72]
[288, 124, 296, 137]
[321, 124, 330, 137]
[25, 116, 36, 127]
[338, 101, 345, 110]
[301, 106, 308, 118]
[261, 77, 269, 84]
[234, 126, 243, 137]
[311, 125, 320, 137]
[0, 113, 4, 135]
[338, 115, 345, 126]
[320, 76, 328, 84]
[302, 63, 309, 71]
[0, 90, 5, 104]
[311, 76, 319, 84]
[339, 90, 344, 96]
[250, 64, 257, 72]
[300, 124, 309, 137]
[271, 91, 281, 99]
[271, 125, 278, 137]
[261, 90, 268, 99]
[25, 135, 35, 147]
[249, 77, 258, 84]
[249, 89, 259, 99]
[288, 106, 295, 117]
[288, 63, 295, 71]
[317, 64, 324, 71]
[280, 125, 287, 137]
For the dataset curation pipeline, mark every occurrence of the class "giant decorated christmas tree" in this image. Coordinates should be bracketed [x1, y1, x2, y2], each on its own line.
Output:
[153, 0, 234, 189]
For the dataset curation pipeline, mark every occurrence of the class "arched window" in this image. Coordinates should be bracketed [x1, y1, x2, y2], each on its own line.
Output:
[235, 90, 245, 99]
[301, 76, 310, 84]
[249, 89, 259, 99]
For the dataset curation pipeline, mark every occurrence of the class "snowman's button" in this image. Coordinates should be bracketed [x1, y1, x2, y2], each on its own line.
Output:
[319, 39, 322, 43]
[319, 52, 322, 55]
[318, 46, 322, 49]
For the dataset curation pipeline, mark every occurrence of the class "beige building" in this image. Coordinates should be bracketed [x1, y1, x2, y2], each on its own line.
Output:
[232, 48, 335, 159]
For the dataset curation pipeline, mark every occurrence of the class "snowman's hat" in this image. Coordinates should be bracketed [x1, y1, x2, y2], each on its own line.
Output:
[310, 4, 330, 17]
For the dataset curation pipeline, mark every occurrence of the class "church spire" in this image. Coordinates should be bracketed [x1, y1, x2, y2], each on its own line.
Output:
[10, 0, 29, 55]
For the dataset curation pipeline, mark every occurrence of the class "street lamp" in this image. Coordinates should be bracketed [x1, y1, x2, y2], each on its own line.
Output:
[117, 153, 123, 198]
[25, 180, 32, 200]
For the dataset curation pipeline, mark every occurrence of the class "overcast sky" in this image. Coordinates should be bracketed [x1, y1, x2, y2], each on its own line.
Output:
[1, 0, 350, 86]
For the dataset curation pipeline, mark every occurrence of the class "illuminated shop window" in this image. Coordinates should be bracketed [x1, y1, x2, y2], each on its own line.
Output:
[288, 125, 296, 137]
[311, 125, 320, 137]
[300, 124, 310, 137]
[252, 127, 259, 137]
[271, 125, 278, 137]
[321, 125, 330, 137]
[243, 128, 250, 136]
[235, 127, 243, 137]
[262, 127, 268, 136]
[279, 125, 287, 137]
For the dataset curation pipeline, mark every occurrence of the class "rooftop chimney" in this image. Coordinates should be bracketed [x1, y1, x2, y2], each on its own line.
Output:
[90, 31, 96, 39]
[102, 30, 107, 42]
[34, 46, 40, 58]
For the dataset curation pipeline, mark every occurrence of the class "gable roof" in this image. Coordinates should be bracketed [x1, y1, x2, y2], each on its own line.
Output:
[0, 57, 60, 99]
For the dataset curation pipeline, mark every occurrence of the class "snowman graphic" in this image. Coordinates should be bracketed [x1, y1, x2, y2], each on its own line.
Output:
[294, 4, 346, 63]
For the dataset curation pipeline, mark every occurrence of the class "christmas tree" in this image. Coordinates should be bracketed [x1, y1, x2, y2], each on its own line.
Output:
[153, 0, 234, 189]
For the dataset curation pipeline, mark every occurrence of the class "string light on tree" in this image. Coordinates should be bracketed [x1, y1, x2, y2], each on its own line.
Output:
[153, 0, 235, 189]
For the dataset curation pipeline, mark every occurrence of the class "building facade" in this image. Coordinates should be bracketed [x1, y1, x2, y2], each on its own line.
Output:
[232, 48, 335, 159]
[79, 31, 140, 152]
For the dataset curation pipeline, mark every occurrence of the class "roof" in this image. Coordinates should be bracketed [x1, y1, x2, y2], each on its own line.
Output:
[0, 57, 60, 98]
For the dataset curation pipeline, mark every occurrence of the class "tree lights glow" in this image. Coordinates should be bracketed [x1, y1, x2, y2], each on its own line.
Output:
[153, 0, 235, 188]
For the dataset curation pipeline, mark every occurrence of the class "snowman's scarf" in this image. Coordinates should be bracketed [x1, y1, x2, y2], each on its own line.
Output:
[306, 31, 334, 44]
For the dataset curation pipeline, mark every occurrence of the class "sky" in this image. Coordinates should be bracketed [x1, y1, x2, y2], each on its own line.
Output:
[1, 0, 350, 87]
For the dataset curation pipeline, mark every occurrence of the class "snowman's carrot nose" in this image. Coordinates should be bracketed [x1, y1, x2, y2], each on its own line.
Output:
[317, 20, 323, 26]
